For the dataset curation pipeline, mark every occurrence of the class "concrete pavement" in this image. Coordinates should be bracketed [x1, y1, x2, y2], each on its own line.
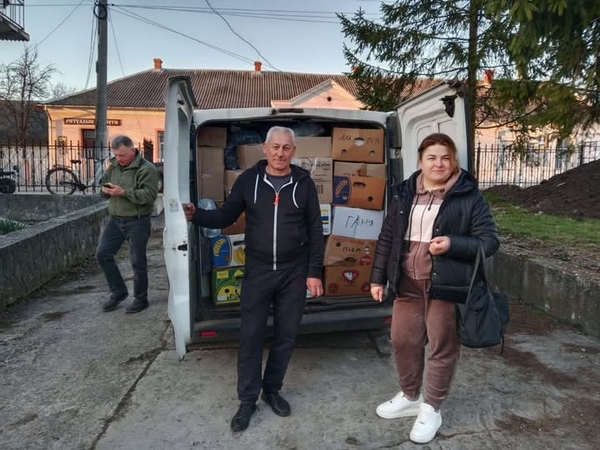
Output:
[1, 215, 598, 450]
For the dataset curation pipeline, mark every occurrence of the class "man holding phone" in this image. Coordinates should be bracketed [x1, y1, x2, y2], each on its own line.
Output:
[96, 135, 159, 314]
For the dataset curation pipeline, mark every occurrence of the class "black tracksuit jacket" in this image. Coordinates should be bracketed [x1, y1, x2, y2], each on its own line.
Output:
[191, 160, 324, 278]
[370, 169, 499, 303]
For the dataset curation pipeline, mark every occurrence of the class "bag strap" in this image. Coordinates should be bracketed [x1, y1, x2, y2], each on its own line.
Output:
[466, 245, 489, 304]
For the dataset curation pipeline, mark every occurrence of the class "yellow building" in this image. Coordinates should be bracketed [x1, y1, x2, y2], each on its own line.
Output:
[42, 59, 365, 163]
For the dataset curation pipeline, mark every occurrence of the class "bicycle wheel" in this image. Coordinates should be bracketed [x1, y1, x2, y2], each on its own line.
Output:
[45, 168, 78, 195]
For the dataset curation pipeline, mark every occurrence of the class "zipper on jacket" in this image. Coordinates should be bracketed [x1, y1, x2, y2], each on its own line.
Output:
[263, 175, 294, 270]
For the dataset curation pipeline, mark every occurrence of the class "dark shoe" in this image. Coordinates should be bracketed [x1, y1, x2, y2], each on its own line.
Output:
[230, 402, 257, 432]
[125, 299, 149, 314]
[102, 293, 128, 312]
[261, 391, 291, 417]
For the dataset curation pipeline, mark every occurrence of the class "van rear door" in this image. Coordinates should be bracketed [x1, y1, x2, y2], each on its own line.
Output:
[163, 77, 196, 359]
[394, 82, 470, 176]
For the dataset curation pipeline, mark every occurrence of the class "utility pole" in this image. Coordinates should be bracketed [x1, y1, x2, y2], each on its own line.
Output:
[94, 0, 108, 192]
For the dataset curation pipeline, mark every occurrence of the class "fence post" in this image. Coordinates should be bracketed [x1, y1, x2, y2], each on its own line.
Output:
[579, 141, 585, 167]
[475, 142, 482, 179]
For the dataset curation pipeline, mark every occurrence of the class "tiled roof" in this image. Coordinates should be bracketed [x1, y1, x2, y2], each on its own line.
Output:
[46, 69, 363, 109]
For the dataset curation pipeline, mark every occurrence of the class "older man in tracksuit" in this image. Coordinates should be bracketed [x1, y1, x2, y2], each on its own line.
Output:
[183, 126, 324, 432]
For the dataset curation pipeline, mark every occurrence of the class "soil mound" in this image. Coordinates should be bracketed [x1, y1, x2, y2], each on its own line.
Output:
[485, 159, 600, 219]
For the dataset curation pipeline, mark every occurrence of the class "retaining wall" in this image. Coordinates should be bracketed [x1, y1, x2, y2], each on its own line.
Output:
[487, 252, 600, 337]
[0, 201, 109, 310]
[0, 194, 104, 222]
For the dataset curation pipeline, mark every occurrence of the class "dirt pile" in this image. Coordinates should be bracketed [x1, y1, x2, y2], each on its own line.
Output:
[485, 159, 600, 219]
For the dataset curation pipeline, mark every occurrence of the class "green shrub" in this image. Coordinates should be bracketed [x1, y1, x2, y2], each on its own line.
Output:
[0, 218, 27, 236]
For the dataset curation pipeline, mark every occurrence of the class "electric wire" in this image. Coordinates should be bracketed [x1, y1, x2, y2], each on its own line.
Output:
[108, 6, 145, 140]
[84, 9, 98, 89]
[204, 0, 279, 71]
[36, 0, 87, 47]
[110, 6, 255, 65]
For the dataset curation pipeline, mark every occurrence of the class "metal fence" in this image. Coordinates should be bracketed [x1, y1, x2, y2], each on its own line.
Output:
[1, 140, 599, 193]
[0, 140, 152, 193]
[475, 141, 600, 189]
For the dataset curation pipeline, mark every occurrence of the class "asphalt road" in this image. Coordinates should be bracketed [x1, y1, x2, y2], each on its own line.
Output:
[0, 216, 598, 450]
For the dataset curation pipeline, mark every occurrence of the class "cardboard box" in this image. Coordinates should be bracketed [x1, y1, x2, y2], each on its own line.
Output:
[237, 144, 264, 169]
[334, 162, 386, 179]
[197, 147, 225, 201]
[321, 204, 331, 236]
[221, 212, 246, 235]
[210, 233, 246, 267]
[224, 170, 244, 198]
[332, 128, 384, 163]
[324, 266, 372, 297]
[332, 175, 385, 210]
[324, 236, 377, 267]
[295, 136, 332, 158]
[197, 126, 227, 148]
[291, 157, 333, 204]
[331, 206, 384, 240]
[212, 267, 244, 305]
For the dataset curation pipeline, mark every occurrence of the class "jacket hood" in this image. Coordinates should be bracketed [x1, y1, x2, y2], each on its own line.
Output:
[398, 168, 477, 198]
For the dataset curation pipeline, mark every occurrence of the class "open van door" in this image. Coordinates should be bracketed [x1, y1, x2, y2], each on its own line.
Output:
[395, 82, 470, 177]
[163, 77, 196, 360]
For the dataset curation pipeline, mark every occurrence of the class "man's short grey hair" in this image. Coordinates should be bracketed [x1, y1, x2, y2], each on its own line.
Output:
[265, 126, 295, 145]
[111, 135, 134, 150]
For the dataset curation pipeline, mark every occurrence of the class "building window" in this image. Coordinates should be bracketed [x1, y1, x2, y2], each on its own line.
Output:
[157, 130, 164, 161]
[81, 129, 96, 159]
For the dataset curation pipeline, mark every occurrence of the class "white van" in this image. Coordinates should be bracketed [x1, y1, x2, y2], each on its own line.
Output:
[163, 76, 470, 359]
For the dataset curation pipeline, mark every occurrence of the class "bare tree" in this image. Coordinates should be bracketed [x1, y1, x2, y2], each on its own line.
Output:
[50, 81, 78, 100]
[0, 46, 56, 146]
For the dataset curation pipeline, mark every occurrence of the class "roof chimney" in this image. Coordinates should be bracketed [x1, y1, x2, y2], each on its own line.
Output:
[254, 61, 262, 72]
[483, 69, 494, 85]
[153, 58, 163, 70]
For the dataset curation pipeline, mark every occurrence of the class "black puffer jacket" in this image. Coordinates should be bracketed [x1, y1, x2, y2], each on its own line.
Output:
[370, 169, 499, 303]
[191, 160, 324, 278]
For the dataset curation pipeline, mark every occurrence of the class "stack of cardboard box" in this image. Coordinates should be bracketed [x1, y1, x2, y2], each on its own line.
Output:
[323, 127, 386, 297]
[197, 126, 387, 303]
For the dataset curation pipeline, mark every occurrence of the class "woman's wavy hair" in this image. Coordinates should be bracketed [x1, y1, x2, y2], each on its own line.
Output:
[417, 133, 459, 175]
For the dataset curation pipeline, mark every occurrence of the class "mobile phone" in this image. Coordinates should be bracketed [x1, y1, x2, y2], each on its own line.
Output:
[102, 183, 112, 188]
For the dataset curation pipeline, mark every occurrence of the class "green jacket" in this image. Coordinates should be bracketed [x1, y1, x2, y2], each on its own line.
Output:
[100, 151, 159, 217]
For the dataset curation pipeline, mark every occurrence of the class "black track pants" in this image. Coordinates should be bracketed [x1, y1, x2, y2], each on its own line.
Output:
[237, 264, 308, 403]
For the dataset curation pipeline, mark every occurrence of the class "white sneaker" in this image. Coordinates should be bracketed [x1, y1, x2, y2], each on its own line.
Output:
[375, 391, 423, 419]
[410, 403, 442, 444]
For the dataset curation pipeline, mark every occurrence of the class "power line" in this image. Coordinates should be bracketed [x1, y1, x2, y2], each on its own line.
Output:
[108, 6, 145, 140]
[27, 3, 382, 24]
[111, 6, 256, 65]
[84, 8, 98, 89]
[36, 0, 87, 47]
[204, 0, 279, 71]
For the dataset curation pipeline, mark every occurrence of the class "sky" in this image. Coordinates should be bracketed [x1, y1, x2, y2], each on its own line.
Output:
[1, 0, 383, 93]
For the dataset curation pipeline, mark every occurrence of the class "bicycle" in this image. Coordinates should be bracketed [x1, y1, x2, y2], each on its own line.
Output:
[45, 159, 102, 195]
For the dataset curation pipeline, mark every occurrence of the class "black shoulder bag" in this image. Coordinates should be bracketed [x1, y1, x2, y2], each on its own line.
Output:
[456, 246, 510, 350]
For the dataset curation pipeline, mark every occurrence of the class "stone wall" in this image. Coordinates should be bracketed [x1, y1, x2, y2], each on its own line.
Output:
[0, 202, 109, 310]
[487, 252, 600, 337]
[0, 194, 105, 222]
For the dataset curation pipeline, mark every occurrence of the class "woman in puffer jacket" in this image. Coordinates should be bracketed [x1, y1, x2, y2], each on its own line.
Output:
[370, 133, 499, 444]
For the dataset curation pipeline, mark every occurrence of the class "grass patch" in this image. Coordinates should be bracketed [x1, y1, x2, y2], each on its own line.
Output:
[484, 192, 600, 247]
[0, 218, 27, 235]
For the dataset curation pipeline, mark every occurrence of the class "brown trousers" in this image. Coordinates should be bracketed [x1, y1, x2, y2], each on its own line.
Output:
[391, 276, 461, 410]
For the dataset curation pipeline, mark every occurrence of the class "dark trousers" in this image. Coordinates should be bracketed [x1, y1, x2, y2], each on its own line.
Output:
[237, 264, 308, 403]
[96, 216, 152, 302]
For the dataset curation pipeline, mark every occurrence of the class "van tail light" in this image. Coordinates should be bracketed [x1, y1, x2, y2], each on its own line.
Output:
[200, 330, 217, 338]
[383, 316, 393, 324]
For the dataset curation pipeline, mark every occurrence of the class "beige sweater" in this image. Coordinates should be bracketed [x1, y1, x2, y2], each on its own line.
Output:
[401, 172, 459, 280]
